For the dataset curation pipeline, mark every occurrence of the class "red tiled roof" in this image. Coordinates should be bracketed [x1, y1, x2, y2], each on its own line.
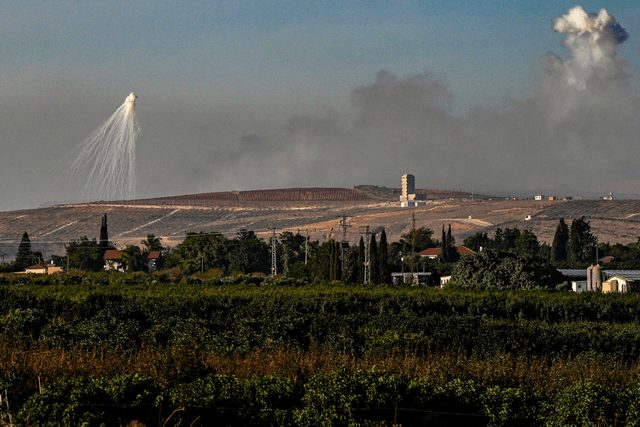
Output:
[418, 246, 477, 257]
[145, 251, 161, 259]
[418, 248, 441, 256]
[25, 264, 46, 270]
[104, 249, 124, 260]
[457, 246, 477, 255]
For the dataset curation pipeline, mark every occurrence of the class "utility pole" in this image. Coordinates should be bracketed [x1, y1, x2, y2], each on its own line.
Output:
[361, 226, 371, 284]
[298, 229, 311, 265]
[337, 216, 350, 273]
[269, 228, 277, 276]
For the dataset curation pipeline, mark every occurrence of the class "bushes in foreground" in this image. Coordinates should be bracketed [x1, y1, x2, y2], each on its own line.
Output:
[14, 369, 640, 426]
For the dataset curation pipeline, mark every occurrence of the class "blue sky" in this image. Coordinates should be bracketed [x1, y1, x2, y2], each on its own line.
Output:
[1, 1, 640, 211]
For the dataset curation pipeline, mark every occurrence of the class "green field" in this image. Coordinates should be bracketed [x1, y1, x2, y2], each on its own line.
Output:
[3, 273, 640, 425]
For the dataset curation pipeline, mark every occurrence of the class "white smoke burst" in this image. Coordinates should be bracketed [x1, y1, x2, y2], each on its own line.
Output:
[551, 6, 629, 89]
[66, 93, 139, 201]
[196, 5, 638, 197]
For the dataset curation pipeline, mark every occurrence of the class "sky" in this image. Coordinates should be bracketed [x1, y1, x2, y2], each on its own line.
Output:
[2, 1, 640, 212]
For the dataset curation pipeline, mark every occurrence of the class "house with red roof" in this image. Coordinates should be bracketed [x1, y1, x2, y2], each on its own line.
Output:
[104, 249, 162, 272]
[417, 246, 477, 260]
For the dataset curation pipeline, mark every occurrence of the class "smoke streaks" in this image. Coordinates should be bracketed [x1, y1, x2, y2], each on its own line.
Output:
[65, 93, 140, 202]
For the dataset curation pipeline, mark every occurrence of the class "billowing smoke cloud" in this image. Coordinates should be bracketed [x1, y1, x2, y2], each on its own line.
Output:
[551, 6, 629, 89]
[190, 5, 639, 198]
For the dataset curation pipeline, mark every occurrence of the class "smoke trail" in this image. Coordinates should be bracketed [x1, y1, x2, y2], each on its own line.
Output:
[551, 6, 629, 89]
[66, 93, 139, 201]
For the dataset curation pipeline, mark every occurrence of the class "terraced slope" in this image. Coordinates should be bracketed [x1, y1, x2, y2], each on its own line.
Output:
[538, 200, 640, 220]
[3, 196, 640, 262]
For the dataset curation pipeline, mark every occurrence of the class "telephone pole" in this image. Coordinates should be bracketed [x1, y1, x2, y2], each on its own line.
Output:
[337, 216, 350, 272]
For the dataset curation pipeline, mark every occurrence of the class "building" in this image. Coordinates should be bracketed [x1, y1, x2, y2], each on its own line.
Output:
[400, 173, 426, 207]
[534, 195, 544, 201]
[402, 174, 415, 200]
[602, 276, 631, 293]
[391, 271, 432, 285]
[418, 246, 477, 260]
[104, 249, 126, 272]
[548, 196, 557, 201]
[559, 268, 640, 293]
[104, 249, 162, 272]
[19, 262, 63, 274]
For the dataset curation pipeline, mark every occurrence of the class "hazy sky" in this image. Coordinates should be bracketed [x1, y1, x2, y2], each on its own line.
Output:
[2, 1, 640, 212]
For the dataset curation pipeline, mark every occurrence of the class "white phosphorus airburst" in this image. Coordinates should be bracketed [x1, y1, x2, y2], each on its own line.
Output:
[67, 93, 140, 201]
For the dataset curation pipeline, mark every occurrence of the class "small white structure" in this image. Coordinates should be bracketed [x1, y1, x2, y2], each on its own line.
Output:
[534, 195, 544, 201]
[571, 281, 588, 293]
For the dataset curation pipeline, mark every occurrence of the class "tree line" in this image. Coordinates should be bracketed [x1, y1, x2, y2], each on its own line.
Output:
[5, 213, 640, 288]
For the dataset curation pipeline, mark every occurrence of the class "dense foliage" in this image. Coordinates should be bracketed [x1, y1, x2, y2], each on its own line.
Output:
[0, 277, 638, 424]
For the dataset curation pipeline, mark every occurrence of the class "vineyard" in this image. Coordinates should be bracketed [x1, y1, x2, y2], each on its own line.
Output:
[3, 274, 640, 425]
[98, 187, 378, 205]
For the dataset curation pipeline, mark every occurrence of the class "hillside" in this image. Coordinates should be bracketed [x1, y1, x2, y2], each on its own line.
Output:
[2, 188, 640, 260]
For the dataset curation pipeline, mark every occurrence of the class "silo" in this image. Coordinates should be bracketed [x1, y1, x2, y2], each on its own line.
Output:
[592, 265, 603, 291]
[587, 265, 593, 291]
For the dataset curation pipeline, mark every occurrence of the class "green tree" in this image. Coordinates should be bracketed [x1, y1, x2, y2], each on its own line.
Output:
[278, 231, 305, 276]
[140, 234, 163, 252]
[164, 231, 229, 274]
[358, 237, 365, 284]
[463, 232, 490, 252]
[502, 228, 521, 251]
[398, 227, 436, 253]
[14, 231, 42, 271]
[551, 218, 570, 263]
[99, 214, 110, 256]
[567, 216, 597, 265]
[228, 229, 270, 274]
[440, 224, 458, 263]
[378, 229, 390, 284]
[450, 249, 562, 290]
[120, 245, 147, 272]
[307, 240, 334, 282]
[63, 236, 104, 272]
[440, 226, 447, 262]
[369, 234, 379, 284]
[515, 230, 539, 257]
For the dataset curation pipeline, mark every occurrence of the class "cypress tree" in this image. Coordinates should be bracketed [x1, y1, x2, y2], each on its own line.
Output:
[369, 234, 379, 284]
[378, 229, 390, 284]
[358, 236, 365, 284]
[567, 216, 596, 265]
[551, 218, 569, 263]
[440, 225, 447, 263]
[329, 240, 335, 281]
[333, 240, 341, 281]
[15, 231, 33, 270]
[447, 224, 459, 262]
[99, 214, 109, 256]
